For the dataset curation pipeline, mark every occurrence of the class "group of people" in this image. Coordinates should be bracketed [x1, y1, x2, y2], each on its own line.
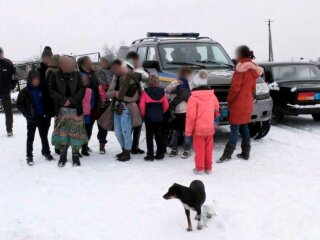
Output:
[0, 45, 263, 174]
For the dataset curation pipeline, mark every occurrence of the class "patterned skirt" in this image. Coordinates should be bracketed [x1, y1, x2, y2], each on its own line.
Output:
[52, 107, 88, 149]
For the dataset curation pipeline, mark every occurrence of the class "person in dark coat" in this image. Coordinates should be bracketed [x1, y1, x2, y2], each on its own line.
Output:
[49, 56, 87, 167]
[17, 70, 54, 166]
[126, 51, 149, 155]
[0, 47, 18, 136]
[218, 46, 264, 162]
[77, 56, 101, 156]
[139, 74, 169, 161]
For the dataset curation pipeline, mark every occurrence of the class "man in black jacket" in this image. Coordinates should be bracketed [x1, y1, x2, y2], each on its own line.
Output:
[0, 47, 17, 136]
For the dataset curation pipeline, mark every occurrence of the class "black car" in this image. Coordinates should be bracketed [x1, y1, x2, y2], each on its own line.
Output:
[260, 62, 320, 122]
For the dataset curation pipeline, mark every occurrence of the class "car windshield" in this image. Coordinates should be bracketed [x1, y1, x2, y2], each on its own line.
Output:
[272, 65, 320, 82]
[159, 42, 234, 69]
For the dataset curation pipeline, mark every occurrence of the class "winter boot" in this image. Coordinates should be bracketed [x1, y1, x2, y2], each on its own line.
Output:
[181, 150, 191, 159]
[118, 150, 131, 162]
[81, 144, 90, 157]
[155, 153, 165, 160]
[26, 156, 34, 166]
[169, 149, 178, 157]
[72, 152, 81, 167]
[237, 141, 251, 160]
[217, 143, 235, 163]
[58, 147, 68, 168]
[144, 153, 154, 161]
[116, 148, 125, 159]
[43, 153, 54, 161]
[7, 131, 13, 137]
[99, 143, 106, 154]
[131, 148, 145, 154]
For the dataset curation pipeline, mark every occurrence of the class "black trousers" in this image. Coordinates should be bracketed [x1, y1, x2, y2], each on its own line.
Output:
[0, 93, 13, 132]
[145, 122, 166, 155]
[132, 125, 142, 150]
[83, 119, 108, 149]
[26, 117, 51, 157]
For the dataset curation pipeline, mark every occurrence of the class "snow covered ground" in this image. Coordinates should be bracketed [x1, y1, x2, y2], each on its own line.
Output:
[0, 113, 319, 240]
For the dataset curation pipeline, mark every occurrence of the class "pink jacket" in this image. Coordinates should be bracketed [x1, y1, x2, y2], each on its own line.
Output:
[99, 85, 107, 102]
[185, 89, 220, 137]
[82, 88, 93, 115]
[139, 88, 169, 118]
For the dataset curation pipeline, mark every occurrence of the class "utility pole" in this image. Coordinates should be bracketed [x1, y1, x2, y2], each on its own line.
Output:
[266, 19, 274, 62]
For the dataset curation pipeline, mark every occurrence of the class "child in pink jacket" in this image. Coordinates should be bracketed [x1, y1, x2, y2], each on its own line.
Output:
[185, 70, 220, 174]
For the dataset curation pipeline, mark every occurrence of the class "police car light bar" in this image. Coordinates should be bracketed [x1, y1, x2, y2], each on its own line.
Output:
[147, 32, 200, 38]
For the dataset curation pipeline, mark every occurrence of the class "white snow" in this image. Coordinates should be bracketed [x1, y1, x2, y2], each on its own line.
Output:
[0, 113, 319, 240]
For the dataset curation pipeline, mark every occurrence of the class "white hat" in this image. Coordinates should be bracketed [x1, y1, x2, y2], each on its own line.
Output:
[192, 70, 209, 87]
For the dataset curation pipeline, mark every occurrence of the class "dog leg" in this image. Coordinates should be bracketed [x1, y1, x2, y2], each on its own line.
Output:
[185, 209, 192, 231]
[196, 210, 203, 230]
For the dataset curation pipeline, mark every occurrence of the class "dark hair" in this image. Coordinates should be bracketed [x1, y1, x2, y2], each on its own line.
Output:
[0, 47, 3, 54]
[27, 70, 41, 83]
[77, 56, 91, 71]
[126, 51, 139, 60]
[237, 45, 255, 59]
[178, 66, 192, 77]
[111, 59, 123, 67]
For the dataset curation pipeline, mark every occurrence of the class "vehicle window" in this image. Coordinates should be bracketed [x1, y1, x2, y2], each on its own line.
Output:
[211, 45, 230, 64]
[129, 46, 137, 52]
[196, 46, 207, 61]
[147, 47, 156, 61]
[137, 47, 147, 62]
[159, 42, 233, 69]
[272, 65, 320, 82]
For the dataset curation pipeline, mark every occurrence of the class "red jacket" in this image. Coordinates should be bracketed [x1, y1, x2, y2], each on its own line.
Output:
[139, 87, 169, 120]
[185, 88, 220, 137]
[227, 58, 263, 125]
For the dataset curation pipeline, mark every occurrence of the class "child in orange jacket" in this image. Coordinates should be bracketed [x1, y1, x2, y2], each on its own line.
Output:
[185, 70, 220, 174]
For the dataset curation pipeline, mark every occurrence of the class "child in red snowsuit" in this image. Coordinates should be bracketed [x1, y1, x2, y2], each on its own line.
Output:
[185, 70, 220, 174]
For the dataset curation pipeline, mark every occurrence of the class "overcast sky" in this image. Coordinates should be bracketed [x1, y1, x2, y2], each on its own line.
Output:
[1, 0, 319, 62]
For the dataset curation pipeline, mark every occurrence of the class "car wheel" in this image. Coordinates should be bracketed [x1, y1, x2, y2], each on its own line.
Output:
[312, 114, 320, 121]
[249, 120, 271, 139]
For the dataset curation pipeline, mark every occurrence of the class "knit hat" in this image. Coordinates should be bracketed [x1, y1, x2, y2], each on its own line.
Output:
[148, 73, 160, 87]
[192, 70, 209, 87]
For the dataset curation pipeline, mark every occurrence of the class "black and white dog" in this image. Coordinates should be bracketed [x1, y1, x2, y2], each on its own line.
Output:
[163, 180, 210, 231]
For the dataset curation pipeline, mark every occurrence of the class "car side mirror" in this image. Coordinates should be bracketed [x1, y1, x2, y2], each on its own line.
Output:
[143, 61, 162, 72]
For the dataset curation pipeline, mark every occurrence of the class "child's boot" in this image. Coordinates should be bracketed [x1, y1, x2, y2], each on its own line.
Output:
[99, 143, 106, 154]
[26, 156, 34, 166]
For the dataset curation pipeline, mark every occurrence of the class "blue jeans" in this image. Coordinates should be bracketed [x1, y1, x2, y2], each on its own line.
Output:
[229, 124, 250, 147]
[171, 130, 192, 151]
[114, 107, 133, 151]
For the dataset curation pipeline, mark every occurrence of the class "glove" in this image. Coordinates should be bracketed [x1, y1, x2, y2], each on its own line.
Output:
[84, 115, 91, 124]
[221, 107, 229, 118]
[214, 115, 222, 126]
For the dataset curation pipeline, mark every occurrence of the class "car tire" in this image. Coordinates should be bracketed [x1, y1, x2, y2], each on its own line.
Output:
[312, 114, 320, 121]
[249, 120, 271, 139]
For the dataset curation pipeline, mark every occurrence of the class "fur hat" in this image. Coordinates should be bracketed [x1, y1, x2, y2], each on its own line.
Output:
[192, 70, 209, 87]
[148, 73, 159, 87]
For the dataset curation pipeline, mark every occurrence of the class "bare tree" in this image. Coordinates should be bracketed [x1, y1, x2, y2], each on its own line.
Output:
[102, 41, 127, 62]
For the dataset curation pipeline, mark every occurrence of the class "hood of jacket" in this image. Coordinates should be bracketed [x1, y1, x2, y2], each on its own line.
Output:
[27, 70, 41, 88]
[145, 87, 165, 100]
[191, 89, 215, 100]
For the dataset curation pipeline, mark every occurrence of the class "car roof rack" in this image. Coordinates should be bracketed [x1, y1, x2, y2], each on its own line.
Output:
[131, 32, 213, 44]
